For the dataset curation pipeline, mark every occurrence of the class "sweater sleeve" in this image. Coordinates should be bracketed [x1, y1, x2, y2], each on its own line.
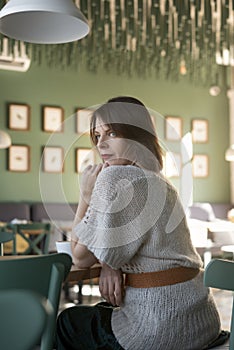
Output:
[74, 166, 167, 269]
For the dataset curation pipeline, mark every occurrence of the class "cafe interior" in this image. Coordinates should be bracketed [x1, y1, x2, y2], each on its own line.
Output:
[1, 1, 234, 349]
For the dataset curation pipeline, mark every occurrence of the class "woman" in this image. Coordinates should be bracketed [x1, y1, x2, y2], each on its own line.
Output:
[56, 96, 226, 350]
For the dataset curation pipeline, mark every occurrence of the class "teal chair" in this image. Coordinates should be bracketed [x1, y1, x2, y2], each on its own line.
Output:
[204, 259, 234, 349]
[0, 289, 51, 350]
[11, 222, 52, 255]
[0, 229, 15, 255]
[0, 253, 72, 350]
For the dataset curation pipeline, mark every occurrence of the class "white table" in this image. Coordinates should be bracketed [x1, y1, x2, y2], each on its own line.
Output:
[221, 245, 234, 258]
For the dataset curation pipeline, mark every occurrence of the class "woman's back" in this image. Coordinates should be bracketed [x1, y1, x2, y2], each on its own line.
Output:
[76, 165, 221, 350]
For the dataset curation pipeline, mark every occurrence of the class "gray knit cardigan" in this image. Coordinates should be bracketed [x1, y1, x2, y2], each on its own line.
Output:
[75, 165, 221, 350]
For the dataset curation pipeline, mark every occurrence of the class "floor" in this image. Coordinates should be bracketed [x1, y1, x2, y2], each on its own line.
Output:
[59, 283, 233, 331]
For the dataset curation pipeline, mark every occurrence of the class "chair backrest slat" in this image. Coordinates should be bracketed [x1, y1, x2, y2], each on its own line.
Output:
[0, 230, 15, 256]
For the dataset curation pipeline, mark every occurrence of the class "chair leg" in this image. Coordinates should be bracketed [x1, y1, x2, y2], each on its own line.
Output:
[77, 281, 83, 304]
[0, 243, 3, 256]
[63, 282, 71, 301]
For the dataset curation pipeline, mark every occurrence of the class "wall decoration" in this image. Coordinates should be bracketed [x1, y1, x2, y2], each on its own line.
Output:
[42, 106, 64, 132]
[76, 148, 95, 173]
[192, 154, 209, 178]
[165, 116, 182, 141]
[43, 146, 64, 173]
[164, 152, 181, 178]
[192, 119, 209, 143]
[76, 108, 93, 134]
[8, 103, 30, 130]
[8, 145, 30, 172]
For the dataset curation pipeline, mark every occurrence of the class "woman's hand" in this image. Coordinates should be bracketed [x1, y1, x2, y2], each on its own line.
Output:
[99, 263, 124, 306]
[73, 162, 109, 228]
[79, 163, 108, 206]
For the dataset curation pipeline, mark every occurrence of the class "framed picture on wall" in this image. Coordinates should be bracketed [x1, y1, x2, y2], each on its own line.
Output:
[165, 116, 182, 141]
[192, 154, 209, 178]
[8, 103, 30, 130]
[76, 108, 93, 134]
[192, 119, 208, 143]
[8, 145, 30, 172]
[164, 152, 181, 178]
[42, 106, 64, 132]
[42, 146, 64, 173]
[76, 148, 95, 173]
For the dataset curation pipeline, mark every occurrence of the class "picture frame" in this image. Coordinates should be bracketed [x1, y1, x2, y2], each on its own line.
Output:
[192, 119, 208, 143]
[8, 145, 30, 172]
[76, 108, 93, 134]
[165, 116, 182, 141]
[76, 148, 95, 173]
[42, 106, 64, 132]
[192, 154, 209, 178]
[8, 103, 30, 130]
[164, 152, 181, 178]
[42, 146, 64, 173]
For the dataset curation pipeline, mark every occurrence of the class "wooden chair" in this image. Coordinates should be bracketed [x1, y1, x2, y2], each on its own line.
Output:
[0, 229, 15, 255]
[9, 222, 51, 255]
[0, 289, 50, 350]
[204, 259, 234, 349]
[0, 253, 72, 350]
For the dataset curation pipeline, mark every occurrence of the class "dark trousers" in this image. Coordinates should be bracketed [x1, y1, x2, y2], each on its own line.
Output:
[56, 302, 124, 350]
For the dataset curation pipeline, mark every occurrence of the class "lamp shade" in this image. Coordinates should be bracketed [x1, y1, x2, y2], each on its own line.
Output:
[0, 130, 11, 149]
[0, 0, 89, 44]
[225, 145, 234, 161]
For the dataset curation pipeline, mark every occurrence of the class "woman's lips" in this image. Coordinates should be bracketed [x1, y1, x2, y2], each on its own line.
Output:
[101, 154, 113, 160]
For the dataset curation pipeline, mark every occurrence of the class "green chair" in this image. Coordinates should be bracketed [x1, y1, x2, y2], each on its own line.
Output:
[0, 229, 15, 255]
[204, 259, 234, 349]
[0, 289, 51, 350]
[0, 253, 72, 350]
[9, 222, 51, 255]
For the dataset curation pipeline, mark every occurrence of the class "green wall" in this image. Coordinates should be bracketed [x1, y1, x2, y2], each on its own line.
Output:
[0, 61, 230, 204]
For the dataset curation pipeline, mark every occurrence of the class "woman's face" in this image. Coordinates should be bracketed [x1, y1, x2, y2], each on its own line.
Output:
[94, 119, 135, 166]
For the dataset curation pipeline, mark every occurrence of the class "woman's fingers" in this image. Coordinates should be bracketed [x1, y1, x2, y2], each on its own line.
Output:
[80, 164, 104, 204]
[100, 280, 114, 305]
[83, 162, 109, 175]
[114, 281, 123, 306]
[99, 280, 118, 306]
[99, 264, 123, 306]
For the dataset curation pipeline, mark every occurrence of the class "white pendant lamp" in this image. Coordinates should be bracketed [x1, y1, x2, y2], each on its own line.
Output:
[0, 130, 11, 149]
[225, 145, 234, 161]
[0, 0, 89, 44]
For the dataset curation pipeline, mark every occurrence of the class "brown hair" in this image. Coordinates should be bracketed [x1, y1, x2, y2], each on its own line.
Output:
[90, 96, 163, 172]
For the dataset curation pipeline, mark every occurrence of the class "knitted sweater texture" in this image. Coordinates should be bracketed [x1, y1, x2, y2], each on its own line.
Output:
[75, 165, 221, 350]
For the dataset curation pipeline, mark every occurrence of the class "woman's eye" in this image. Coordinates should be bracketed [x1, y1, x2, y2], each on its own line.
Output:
[95, 134, 100, 140]
[109, 131, 117, 137]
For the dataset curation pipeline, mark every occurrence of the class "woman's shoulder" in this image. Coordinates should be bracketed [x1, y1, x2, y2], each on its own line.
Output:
[95, 166, 168, 199]
[97, 165, 152, 182]
[92, 165, 143, 202]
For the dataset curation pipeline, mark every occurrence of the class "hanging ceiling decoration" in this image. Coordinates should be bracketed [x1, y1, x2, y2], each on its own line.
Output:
[0, 0, 233, 85]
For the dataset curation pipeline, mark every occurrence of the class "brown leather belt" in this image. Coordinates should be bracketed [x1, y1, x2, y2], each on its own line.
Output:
[125, 266, 200, 288]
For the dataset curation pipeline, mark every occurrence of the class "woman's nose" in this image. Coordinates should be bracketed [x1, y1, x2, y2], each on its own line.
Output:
[97, 136, 108, 149]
